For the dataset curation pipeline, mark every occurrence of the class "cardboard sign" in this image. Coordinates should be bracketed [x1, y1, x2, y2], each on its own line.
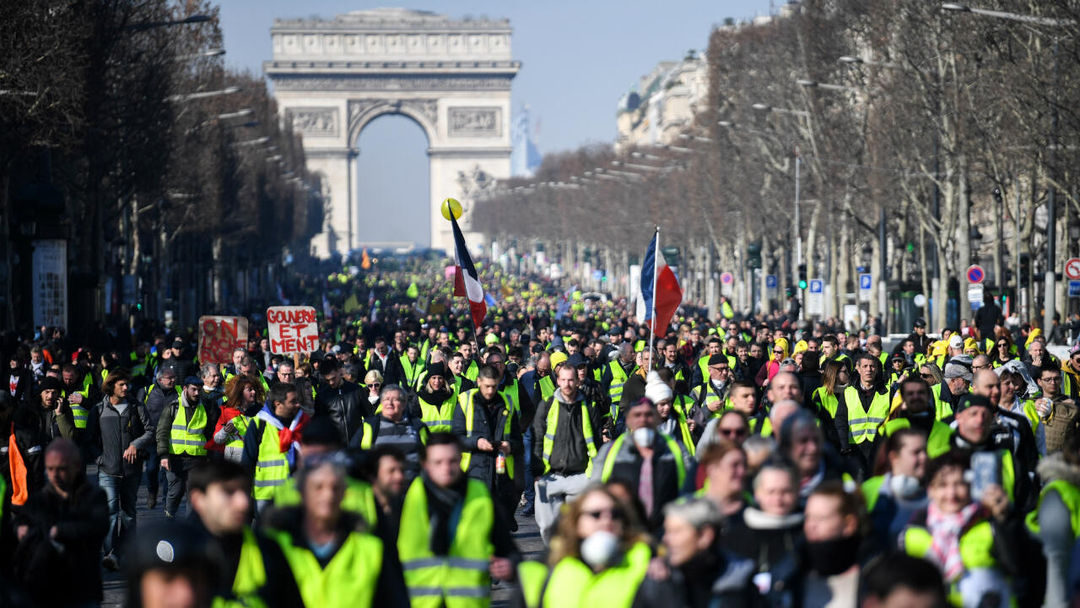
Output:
[198, 316, 248, 365]
[267, 306, 319, 354]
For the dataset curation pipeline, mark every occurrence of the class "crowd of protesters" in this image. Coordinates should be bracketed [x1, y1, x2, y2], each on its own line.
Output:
[1, 260, 1080, 608]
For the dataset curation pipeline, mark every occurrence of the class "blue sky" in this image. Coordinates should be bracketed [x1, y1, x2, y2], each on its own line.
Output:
[218, 0, 776, 245]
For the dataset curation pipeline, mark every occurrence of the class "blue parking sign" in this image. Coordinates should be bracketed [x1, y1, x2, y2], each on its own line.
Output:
[1069, 280, 1080, 298]
[766, 274, 778, 289]
[859, 274, 872, 290]
[809, 279, 824, 294]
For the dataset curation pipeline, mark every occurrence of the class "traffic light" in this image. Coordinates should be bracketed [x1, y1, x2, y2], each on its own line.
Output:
[798, 263, 808, 290]
[747, 242, 762, 269]
[1020, 254, 1031, 285]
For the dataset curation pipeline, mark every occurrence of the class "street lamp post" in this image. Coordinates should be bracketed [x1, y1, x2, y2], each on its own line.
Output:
[751, 103, 810, 305]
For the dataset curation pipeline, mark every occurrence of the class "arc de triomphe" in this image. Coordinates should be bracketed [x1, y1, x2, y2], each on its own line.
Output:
[264, 8, 519, 258]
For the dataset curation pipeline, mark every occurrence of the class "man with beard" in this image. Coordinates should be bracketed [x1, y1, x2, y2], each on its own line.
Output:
[453, 365, 523, 531]
[10, 377, 75, 495]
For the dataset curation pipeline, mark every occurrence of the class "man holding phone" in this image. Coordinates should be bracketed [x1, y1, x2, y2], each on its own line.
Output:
[947, 394, 1033, 511]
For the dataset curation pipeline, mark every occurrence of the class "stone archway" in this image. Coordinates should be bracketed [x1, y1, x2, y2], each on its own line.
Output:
[264, 8, 520, 257]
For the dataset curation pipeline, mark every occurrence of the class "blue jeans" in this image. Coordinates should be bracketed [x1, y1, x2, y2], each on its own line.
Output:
[144, 457, 165, 501]
[522, 428, 535, 506]
[99, 471, 140, 557]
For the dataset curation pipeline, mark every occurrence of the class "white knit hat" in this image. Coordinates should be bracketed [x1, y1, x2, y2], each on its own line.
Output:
[644, 371, 673, 403]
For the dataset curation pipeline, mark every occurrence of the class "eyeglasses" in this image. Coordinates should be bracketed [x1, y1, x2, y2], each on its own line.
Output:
[1040, 377, 1061, 384]
[920, 373, 935, 380]
[719, 427, 748, 438]
[582, 507, 625, 522]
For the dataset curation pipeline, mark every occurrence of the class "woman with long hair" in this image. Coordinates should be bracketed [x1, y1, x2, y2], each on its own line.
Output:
[211, 375, 265, 462]
[811, 359, 850, 448]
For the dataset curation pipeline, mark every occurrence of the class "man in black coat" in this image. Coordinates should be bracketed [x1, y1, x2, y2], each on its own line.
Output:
[12, 438, 108, 607]
[314, 357, 370, 446]
[452, 365, 523, 530]
[9, 377, 75, 496]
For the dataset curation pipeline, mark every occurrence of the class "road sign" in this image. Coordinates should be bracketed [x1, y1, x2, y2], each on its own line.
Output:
[966, 265, 985, 284]
[1066, 258, 1080, 280]
[1069, 280, 1080, 298]
[765, 274, 778, 289]
[858, 273, 872, 303]
[720, 272, 734, 285]
[968, 283, 984, 309]
[807, 278, 824, 316]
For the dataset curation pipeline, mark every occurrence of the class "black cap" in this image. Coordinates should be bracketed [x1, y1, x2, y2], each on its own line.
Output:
[567, 353, 589, 368]
[708, 354, 727, 366]
[426, 362, 448, 378]
[38, 376, 63, 393]
[914, 318, 927, 328]
[319, 357, 340, 373]
[954, 394, 994, 415]
[171, 338, 184, 348]
[125, 519, 223, 583]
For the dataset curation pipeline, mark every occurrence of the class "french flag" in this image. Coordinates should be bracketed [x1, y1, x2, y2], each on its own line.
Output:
[451, 215, 488, 329]
[636, 229, 682, 334]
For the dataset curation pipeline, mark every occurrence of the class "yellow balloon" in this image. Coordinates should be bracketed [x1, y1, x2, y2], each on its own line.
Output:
[441, 197, 463, 221]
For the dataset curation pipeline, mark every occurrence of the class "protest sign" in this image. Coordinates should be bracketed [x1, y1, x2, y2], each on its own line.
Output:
[198, 316, 248, 365]
[267, 306, 319, 355]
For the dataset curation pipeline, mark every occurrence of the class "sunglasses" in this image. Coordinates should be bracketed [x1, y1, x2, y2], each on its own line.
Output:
[582, 507, 625, 522]
[920, 373, 935, 380]
[719, 427, 748, 438]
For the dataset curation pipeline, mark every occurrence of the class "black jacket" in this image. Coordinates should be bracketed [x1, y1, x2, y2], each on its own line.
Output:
[85, 396, 154, 476]
[452, 390, 523, 490]
[193, 518, 304, 608]
[633, 546, 761, 608]
[531, 392, 603, 476]
[314, 381, 371, 446]
[143, 382, 179, 429]
[10, 400, 74, 495]
[12, 476, 109, 605]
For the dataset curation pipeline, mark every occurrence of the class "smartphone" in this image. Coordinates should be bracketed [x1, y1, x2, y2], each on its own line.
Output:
[970, 451, 1001, 502]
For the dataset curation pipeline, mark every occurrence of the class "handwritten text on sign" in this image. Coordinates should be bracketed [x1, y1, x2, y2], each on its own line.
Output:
[267, 306, 320, 355]
[198, 316, 248, 365]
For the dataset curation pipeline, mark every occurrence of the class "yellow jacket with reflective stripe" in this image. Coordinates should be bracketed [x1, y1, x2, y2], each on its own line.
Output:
[253, 422, 289, 500]
[539, 542, 651, 608]
[842, 385, 890, 444]
[272, 527, 382, 608]
[169, 401, 208, 456]
[397, 477, 494, 608]
[68, 373, 94, 429]
[459, 389, 516, 479]
[417, 393, 458, 434]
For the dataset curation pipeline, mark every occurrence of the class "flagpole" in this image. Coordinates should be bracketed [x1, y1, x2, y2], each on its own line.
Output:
[647, 226, 660, 371]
